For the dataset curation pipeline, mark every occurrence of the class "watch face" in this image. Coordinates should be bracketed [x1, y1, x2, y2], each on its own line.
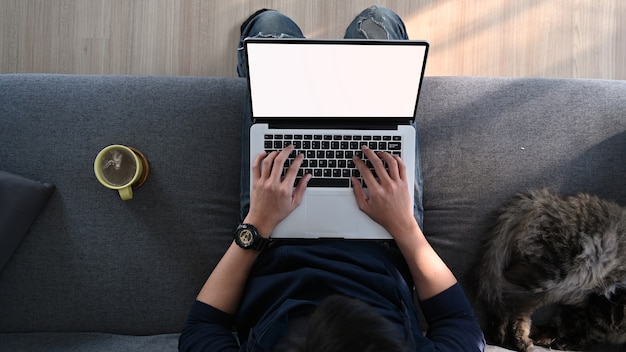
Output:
[238, 229, 254, 247]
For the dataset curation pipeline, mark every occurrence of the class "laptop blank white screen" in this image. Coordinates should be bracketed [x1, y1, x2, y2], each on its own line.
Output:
[246, 41, 427, 119]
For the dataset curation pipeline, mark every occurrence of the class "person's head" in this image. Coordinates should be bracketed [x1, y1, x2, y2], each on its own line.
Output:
[275, 295, 409, 352]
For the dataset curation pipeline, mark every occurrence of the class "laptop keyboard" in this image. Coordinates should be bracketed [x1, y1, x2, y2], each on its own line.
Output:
[263, 133, 402, 188]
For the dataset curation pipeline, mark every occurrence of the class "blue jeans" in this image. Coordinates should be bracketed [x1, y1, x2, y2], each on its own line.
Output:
[238, 6, 424, 230]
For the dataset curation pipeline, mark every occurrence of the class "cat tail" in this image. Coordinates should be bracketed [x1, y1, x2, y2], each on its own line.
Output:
[476, 191, 544, 322]
[477, 212, 518, 317]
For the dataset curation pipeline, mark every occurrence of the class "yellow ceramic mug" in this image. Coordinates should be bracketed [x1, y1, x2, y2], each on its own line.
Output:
[94, 145, 143, 200]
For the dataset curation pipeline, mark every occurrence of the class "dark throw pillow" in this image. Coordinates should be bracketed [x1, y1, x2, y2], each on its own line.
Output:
[0, 171, 55, 272]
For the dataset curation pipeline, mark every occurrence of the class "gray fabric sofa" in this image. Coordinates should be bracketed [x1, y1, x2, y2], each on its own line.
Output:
[0, 74, 624, 352]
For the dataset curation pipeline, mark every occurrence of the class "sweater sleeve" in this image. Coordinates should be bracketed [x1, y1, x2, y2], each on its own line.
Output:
[178, 300, 240, 352]
[420, 283, 486, 352]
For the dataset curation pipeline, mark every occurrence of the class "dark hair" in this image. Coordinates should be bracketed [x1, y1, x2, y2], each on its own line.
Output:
[275, 295, 409, 352]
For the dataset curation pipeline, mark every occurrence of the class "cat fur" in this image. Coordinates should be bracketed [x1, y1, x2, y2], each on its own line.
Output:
[477, 189, 626, 351]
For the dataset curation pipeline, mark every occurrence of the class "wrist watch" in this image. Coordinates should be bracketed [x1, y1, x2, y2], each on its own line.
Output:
[234, 223, 270, 251]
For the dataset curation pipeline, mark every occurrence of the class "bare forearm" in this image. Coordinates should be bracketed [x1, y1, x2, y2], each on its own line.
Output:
[393, 222, 458, 301]
[196, 241, 260, 315]
[195, 147, 307, 316]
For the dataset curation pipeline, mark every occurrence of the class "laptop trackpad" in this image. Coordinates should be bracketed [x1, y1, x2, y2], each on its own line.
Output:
[306, 194, 357, 235]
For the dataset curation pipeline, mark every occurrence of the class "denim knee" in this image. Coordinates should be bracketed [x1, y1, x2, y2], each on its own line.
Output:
[240, 10, 305, 41]
[344, 5, 408, 40]
[237, 10, 305, 77]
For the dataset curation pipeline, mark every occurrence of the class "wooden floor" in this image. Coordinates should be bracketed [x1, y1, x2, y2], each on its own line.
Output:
[1, 0, 624, 79]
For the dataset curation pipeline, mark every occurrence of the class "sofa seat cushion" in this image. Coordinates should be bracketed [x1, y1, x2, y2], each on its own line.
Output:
[0, 332, 179, 352]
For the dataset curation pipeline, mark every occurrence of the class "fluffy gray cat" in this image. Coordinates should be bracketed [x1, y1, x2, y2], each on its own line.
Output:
[476, 189, 626, 352]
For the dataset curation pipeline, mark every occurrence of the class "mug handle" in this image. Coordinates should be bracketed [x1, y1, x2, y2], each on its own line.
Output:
[118, 186, 133, 201]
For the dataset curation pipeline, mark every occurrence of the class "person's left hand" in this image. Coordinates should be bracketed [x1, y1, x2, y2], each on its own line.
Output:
[244, 144, 311, 237]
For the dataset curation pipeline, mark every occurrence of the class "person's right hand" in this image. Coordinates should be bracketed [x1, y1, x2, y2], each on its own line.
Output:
[353, 146, 458, 301]
[351, 145, 418, 238]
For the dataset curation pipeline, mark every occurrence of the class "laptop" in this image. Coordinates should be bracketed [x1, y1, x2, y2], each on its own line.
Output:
[244, 38, 429, 239]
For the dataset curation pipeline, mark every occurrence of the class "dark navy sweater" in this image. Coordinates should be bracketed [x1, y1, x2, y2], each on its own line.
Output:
[179, 240, 485, 351]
